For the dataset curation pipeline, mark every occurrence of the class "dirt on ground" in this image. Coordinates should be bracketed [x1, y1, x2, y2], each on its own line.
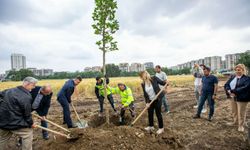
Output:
[5, 79, 250, 150]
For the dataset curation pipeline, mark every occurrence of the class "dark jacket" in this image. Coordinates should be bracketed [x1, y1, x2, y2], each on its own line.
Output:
[30, 86, 52, 116]
[141, 76, 166, 103]
[57, 79, 75, 103]
[224, 75, 250, 102]
[0, 86, 33, 130]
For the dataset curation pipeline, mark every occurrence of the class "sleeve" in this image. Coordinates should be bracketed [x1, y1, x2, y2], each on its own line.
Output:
[155, 76, 166, 86]
[66, 87, 74, 103]
[232, 77, 250, 95]
[214, 76, 219, 84]
[224, 77, 234, 91]
[123, 88, 133, 107]
[42, 93, 52, 116]
[141, 84, 150, 103]
[19, 98, 33, 127]
[95, 86, 100, 98]
[109, 86, 119, 94]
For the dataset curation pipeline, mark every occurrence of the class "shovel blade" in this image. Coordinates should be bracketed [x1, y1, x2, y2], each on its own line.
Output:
[75, 120, 88, 129]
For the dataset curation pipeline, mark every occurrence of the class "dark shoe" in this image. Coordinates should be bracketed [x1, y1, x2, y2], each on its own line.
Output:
[208, 116, 213, 122]
[119, 117, 125, 125]
[68, 124, 78, 128]
[43, 135, 49, 140]
[193, 114, 201, 119]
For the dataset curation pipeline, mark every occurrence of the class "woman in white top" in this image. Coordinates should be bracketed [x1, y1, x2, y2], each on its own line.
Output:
[139, 71, 166, 135]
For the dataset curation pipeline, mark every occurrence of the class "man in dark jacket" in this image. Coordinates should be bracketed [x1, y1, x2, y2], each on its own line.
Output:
[0, 77, 38, 150]
[31, 85, 52, 140]
[57, 76, 82, 128]
[95, 76, 117, 117]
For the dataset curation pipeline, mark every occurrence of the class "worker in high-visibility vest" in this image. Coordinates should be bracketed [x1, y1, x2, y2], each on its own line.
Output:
[108, 83, 135, 125]
[95, 77, 117, 117]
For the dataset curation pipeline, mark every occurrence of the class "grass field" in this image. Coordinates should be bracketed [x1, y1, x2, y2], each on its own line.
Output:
[0, 75, 194, 98]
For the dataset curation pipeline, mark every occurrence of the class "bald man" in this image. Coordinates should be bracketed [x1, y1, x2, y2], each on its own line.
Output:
[30, 85, 53, 140]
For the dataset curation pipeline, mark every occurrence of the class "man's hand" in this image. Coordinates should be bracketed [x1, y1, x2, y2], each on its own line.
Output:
[146, 103, 150, 109]
[41, 116, 46, 121]
[31, 124, 37, 128]
[230, 93, 236, 97]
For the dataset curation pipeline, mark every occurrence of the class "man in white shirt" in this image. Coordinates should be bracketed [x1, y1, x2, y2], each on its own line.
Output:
[192, 64, 207, 113]
[155, 65, 170, 113]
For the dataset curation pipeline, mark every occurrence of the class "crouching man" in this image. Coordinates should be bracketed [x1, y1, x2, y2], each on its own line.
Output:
[108, 83, 135, 125]
[0, 77, 38, 150]
[31, 84, 53, 140]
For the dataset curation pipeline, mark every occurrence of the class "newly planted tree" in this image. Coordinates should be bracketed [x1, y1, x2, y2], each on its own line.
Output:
[92, 0, 119, 124]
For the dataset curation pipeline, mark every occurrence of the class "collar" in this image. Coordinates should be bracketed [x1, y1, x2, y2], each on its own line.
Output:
[17, 86, 31, 94]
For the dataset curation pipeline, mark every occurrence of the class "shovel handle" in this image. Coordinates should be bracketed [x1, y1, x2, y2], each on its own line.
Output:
[33, 113, 70, 133]
[35, 125, 70, 139]
[131, 83, 168, 126]
[71, 103, 84, 126]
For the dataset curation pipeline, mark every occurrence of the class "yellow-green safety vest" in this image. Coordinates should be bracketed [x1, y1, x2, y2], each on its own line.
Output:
[96, 84, 112, 96]
[109, 86, 134, 107]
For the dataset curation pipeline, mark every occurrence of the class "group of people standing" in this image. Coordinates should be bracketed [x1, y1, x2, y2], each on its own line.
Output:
[192, 63, 250, 132]
[0, 63, 249, 150]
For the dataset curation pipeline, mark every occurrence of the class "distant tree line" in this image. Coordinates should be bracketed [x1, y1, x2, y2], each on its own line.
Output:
[4, 64, 192, 81]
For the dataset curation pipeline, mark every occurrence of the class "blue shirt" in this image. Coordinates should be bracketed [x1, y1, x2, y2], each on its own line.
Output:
[202, 75, 218, 94]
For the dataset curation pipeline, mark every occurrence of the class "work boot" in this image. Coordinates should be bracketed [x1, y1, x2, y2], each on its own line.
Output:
[43, 135, 50, 140]
[193, 114, 201, 119]
[119, 117, 125, 125]
[156, 128, 164, 135]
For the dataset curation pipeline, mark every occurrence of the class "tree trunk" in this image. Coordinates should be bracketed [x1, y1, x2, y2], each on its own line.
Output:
[103, 50, 110, 124]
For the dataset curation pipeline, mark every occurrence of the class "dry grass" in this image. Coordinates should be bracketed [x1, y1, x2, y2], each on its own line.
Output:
[0, 75, 194, 98]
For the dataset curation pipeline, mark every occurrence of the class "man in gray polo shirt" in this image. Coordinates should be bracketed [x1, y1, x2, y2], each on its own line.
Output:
[155, 65, 170, 113]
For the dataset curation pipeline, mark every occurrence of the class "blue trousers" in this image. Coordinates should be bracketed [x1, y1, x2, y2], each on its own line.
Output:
[58, 97, 73, 128]
[197, 92, 215, 117]
[162, 95, 170, 112]
[41, 120, 48, 138]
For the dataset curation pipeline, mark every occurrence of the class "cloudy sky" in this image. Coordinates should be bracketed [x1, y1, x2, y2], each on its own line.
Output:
[0, 0, 250, 74]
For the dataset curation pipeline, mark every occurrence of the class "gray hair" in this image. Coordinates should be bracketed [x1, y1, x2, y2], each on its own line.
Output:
[23, 77, 38, 85]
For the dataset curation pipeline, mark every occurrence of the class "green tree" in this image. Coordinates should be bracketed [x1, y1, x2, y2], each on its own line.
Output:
[6, 69, 34, 81]
[105, 64, 121, 77]
[237, 51, 250, 73]
[92, 0, 119, 124]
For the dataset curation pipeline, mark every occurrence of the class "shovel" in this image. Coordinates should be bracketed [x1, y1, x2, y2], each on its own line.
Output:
[131, 83, 168, 126]
[71, 102, 88, 128]
[33, 113, 70, 133]
[35, 125, 79, 141]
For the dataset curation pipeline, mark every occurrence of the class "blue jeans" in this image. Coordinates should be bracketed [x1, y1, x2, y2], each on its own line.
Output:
[41, 120, 48, 138]
[197, 92, 215, 117]
[162, 95, 169, 112]
[57, 97, 73, 128]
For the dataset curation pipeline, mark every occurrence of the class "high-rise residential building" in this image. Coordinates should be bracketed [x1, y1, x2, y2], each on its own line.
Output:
[119, 63, 129, 72]
[225, 53, 241, 70]
[130, 63, 145, 72]
[84, 67, 92, 72]
[11, 53, 26, 71]
[221, 60, 226, 70]
[204, 56, 222, 71]
[27, 68, 54, 76]
[144, 62, 154, 69]
[198, 59, 205, 65]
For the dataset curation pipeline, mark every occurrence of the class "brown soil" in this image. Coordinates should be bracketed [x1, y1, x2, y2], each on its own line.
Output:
[5, 80, 250, 150]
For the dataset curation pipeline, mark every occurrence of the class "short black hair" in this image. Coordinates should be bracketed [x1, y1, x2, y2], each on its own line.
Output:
[96, 76, 101, 81]
[155, 65, 161, 69]
[75, 76, 82, 81]
[203, 67, 211, 72]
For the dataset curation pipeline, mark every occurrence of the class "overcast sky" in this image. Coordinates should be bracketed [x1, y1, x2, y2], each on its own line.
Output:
[0, 0, 250, 74]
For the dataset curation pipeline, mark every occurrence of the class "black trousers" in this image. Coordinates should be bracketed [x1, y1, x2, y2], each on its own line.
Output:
[98, 94, 116, 113]
[148, 98, 163, 128]
[120, 102, 135, 120]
